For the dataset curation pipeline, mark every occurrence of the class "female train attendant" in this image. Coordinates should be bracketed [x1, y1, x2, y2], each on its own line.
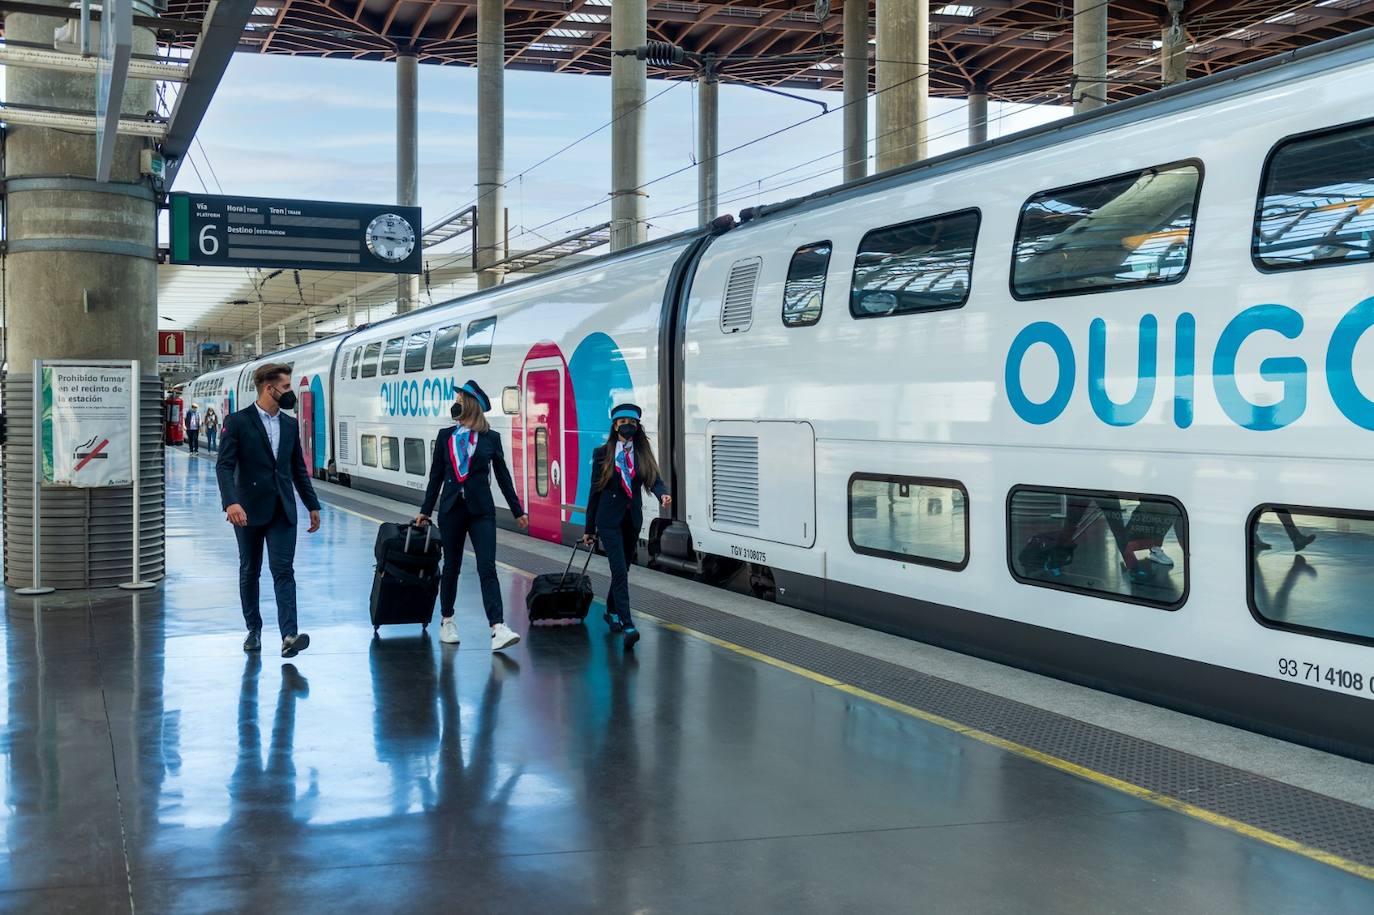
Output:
[581, 404, 671, 650]
[415, 380, 528, 651]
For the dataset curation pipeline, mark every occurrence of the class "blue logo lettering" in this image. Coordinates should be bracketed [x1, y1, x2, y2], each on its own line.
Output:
[380, 377, 459, 417]
[1212, 303, 1306, 431]
[1326, 296, 1374, 431]
[1173, 313, 1195, 430]
[1088, 315, 1157, 427]
[1006, 322, 1075, 425]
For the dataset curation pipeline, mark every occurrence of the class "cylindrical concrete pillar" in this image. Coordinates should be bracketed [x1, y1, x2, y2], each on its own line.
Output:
[610, 0, 647, 250]
[842, 0, 869, 181]
[476, 0, 505, 288]
[1073, 0, 1109, 113]
[1161, 2, 1188, 87]
[968, 88, 988, 146]
[347, 301, 358, 329]
[697, 67, 718, 228]
[396, 52, 421, 311]
[2, 1, 164, 589]
[875, 0, 928, 172]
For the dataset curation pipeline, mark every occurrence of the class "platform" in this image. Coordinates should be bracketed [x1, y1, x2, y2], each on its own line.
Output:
[3, 451, 1374, 913]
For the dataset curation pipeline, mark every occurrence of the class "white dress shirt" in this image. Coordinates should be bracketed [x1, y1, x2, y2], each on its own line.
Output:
[255, 404, 281, 458]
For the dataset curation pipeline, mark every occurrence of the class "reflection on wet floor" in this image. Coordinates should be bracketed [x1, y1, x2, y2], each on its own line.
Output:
[1253, 513, 1374, 642]
[2, 453, 1373, 911]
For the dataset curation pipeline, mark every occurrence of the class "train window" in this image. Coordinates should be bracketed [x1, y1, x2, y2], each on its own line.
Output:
[404, 331, 431, 373]
[783, 241, 831, 327]
[380, 436, 400, 471]
[851, 209, 980, 318]
[502, 386, 520, 415]
[1249, 504, 1374, 646]
[351, 346, 362, 379]
[1008, 486, 1187, 610]
[361, 435, 378, 467]
[1254, 120, 1374, 271]
[463, 317, 497, 365]
[848, 474, 968, 570]
[534, 427, 549, 497]
[1012, 162, 1201, 299]
[361, 342, 382, 378]
[430, 324, 462, 370]
[403, 437, 426, 476]
[381, 337, 404, 376]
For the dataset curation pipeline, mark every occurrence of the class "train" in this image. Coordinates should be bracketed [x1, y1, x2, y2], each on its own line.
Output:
[186, 29, 1374, 760]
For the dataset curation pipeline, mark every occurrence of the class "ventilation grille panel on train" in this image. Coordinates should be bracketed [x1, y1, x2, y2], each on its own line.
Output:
[720, 258, 760, 334]
[337, 421, 352, 464]
[711, 435, 760, 527]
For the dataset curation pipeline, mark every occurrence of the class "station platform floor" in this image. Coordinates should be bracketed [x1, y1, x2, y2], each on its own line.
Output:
[4, 450, 1374, 913]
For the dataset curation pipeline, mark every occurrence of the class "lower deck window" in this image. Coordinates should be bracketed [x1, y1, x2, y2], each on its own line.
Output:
[1008, 486, 1187, 609]
[848, 475, 968, 570]
[361, 435, 378, 468]
[1250, 505, 1374, 645]
[381, 437, 400, 471]
[403, 438, 426, 476]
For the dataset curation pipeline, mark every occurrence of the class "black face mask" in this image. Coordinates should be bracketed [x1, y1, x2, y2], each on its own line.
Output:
[275, 389, 298, 411]
[617, 424, 637, 440]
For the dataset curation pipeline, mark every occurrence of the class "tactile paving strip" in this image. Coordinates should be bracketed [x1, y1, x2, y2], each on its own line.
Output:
[499, 540, 1374, 870]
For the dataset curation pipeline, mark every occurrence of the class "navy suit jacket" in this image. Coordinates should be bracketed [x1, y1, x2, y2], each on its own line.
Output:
[420, 426, 524, 520]
[215, 405, 320, 527]
[584, 444, 667, 537]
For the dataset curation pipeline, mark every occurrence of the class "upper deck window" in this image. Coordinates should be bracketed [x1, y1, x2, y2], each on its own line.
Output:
[463, 317, 497, 366]
[782, 242, 831, 327]
[1012, 162, 1201, 299]
[1254, 120, 1374, 271]
[851, 209, 980, 318]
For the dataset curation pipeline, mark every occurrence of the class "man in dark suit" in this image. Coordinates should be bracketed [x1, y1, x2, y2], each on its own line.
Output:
[216, 362, 322, 657]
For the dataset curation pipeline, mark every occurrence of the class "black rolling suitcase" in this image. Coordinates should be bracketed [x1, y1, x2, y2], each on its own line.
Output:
[370, 522, 442, 634]
[526, 541, 594, 626]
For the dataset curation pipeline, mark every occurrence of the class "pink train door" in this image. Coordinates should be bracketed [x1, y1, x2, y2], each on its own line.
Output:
[523, 367, 563, 541]
[297, 376, 315, 474]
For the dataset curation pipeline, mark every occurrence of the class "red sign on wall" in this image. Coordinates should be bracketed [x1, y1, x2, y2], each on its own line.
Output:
[158, 331, 186, 358]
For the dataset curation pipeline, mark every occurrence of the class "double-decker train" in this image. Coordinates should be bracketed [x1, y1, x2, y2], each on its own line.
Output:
[188, 30, 1374, 760]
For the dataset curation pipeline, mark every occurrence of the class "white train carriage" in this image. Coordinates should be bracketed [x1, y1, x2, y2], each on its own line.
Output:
[234, 338, 341, 478]
[185, 30, 1374, 759]
[184, 364, 242, 437]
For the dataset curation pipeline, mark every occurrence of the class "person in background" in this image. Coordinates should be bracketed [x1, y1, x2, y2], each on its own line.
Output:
[1255, 509, 1316, 553]
[205, 407, 220, 452]
[216, 363, 321, 658]
[185, 403, 202, 454]
[415, 380, 528, 652]
[582, 403, 671, 651]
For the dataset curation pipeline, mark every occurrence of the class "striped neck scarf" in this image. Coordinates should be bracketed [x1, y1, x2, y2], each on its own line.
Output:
[615, 440, 635, 497]
[448, 425, 478, 482]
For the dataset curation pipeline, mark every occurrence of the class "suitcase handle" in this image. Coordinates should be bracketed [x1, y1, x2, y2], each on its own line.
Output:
[403, 523, 434, 554]
[558, 540, 595, 589]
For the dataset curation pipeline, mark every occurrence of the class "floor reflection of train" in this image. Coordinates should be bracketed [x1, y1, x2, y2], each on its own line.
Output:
[187, 31, 1374, 760]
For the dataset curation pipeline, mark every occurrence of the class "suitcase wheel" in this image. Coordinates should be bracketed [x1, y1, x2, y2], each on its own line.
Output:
[373, 627, 379, 637]
[422, 624, 428, 633]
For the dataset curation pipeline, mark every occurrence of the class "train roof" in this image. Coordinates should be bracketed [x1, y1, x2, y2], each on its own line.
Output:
[734, 26, 1374, 231]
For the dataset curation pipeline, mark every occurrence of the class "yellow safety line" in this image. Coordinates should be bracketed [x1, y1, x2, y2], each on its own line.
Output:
[321, 496, 1374, 882]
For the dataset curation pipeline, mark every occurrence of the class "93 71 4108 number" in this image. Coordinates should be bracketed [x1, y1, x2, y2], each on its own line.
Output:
[1278, 658, 1367, 694]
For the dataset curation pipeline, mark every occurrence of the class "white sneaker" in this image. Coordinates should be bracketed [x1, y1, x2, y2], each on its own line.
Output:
[1148, 547, 1174, 568]
[491, 623, 520, 651]
[439, 617, 460, 644]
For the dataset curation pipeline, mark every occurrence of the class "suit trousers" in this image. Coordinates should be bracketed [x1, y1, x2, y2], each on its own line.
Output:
[234, 503, 299, 638]
[598, 516, 638, 628]
[438, 501, 504, 625]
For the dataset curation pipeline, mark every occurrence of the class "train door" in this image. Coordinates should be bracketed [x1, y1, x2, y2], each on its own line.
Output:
[522, 364, 564, 542]
[297, 376, 316, 474]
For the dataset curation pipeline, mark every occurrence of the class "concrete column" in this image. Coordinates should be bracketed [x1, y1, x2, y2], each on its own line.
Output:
[306, 312, 317, 342]
[843, 0, 869, 181]
[1073, 0, 1108, 113]
[476, 0, 505, 288]
[347, 301, 358, 329]
[1161, 1, 1188, 87]
[610, 0, 647, 250]
[278, 325, 287, 348]
[697, 64, 718, 227]
[396, 52, 421, 311]
[2, 0, 163, 589]
[967, 85, 988, 146]
[255, 330, 264, 356]
[875, 0, 928, 172]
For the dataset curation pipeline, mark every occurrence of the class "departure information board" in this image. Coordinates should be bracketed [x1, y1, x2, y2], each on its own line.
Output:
[168, 193, 422, 274]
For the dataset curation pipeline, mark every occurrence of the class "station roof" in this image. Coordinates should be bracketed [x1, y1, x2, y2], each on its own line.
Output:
[156, 0, 1374, 101]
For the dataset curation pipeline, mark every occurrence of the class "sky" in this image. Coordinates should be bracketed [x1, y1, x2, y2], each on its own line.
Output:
[176, 53, 1070, 255]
